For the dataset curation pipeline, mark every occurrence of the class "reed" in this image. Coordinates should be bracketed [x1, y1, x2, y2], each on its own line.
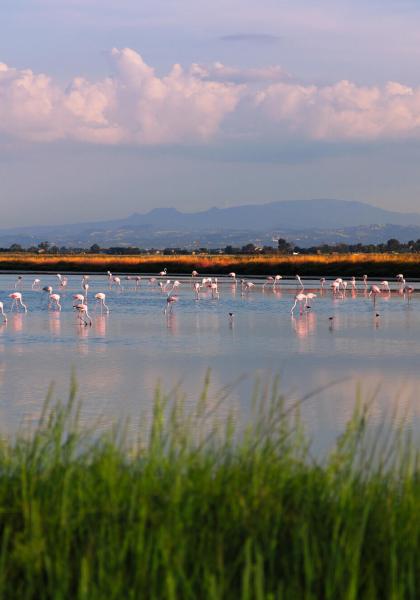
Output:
[1, 252, 420, 277]
[0, 380, 418, 599]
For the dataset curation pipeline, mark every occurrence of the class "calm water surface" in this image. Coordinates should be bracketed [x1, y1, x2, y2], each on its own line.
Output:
[0, 273, 419, 450]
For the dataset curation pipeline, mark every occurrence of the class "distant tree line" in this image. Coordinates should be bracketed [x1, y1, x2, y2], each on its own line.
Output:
[2, 237, 420, 256]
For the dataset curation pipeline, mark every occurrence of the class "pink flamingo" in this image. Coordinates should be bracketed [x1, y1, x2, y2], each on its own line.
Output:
[228, 272, 237, 285]
[9, 292, 27, 312]
[0, 302, 7, 323]
[320, 277, 326, 290]
[14, 276, 23, 289]
[368, 285, 381, 306]
[74, 303, 92, 326]
[381, 281, 390, 292]
[362, 274, 368, 290]
[402, 285, 414, 302]
[295, 275, 304, 290]
[193, 282, 201, 299]
[170, 280, 181, 293]
[164, 295, 178, 314]
[211, 280, 219, 299]
[263, 276, 274, 289]
[291, 292, 307, 314]
[32, 278, 41, 289]
[95, 292, 109, 313]
[49, 293, 61, 311]
[192, 270, 199, 277]
[159, 268, 167, 277]
[305, 292, 317, 308]
[331, 281, 341, 295]
[242, 281, 254, 294]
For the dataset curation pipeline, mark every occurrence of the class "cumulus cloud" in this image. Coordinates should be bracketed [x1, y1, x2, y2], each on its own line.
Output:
[255, 79, 420, 141]
[0, 48, 242, 145]
[2, 50, 420, 146]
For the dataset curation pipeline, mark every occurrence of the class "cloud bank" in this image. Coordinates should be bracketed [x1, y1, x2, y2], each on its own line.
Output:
[2, 48, 420, 146]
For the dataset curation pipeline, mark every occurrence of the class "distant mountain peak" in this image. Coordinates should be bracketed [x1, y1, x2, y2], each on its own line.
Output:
[1, 198, 420, 248]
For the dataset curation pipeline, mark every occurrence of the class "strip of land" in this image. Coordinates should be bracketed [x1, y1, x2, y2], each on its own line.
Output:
[0, 252, 419, 277]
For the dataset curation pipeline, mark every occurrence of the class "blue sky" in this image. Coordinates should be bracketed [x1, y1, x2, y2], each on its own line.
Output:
[2, 0, 420, 226]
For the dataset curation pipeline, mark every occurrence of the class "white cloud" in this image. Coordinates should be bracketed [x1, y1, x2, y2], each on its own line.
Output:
[0, 48, 242, 145]
[255, 79, 420, 140]
[2, 49, 420, 146]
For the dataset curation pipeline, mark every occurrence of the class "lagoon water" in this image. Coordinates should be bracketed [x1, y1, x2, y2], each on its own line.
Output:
[0, 273, 419, 451]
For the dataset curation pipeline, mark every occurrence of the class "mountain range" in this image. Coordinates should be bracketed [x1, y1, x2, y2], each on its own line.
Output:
[2, 199, 420, 248]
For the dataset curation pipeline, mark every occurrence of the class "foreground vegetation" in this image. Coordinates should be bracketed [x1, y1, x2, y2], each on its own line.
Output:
[1, 251, 420, 277]
[0, 381, 418, 599]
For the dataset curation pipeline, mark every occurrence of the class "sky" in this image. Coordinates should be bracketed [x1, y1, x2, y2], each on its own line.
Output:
[2, 0, 420, 226]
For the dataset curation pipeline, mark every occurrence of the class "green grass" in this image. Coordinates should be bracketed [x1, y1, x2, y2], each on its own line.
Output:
[0, 379, 418, 599]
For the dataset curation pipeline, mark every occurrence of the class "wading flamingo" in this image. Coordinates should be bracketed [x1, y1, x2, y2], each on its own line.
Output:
[402, 285, 414, 302]
[9, 292, 27, 312]
[211, 280, 219, 299]
[95, 292, 109, 313]
[362, 274, 368, 290]
[49, 293, 61, 311]
[263, 276, 274, 289]
[305, 292, 317, 308]
[164, 294, 178, 314]
[14, 276, 23, 289]
[193, 282, 201, 299]
[291, 292, 307, 314]
[368, 285, 381, 306]
[74, 303, 92, 326]
[32, 278, 41, 289]
[73, 293, 85, 305]
[0, 302, 7, 323]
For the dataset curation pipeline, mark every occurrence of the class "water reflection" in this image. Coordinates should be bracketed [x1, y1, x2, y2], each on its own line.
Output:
[0, 273, 418, 448]
[94, 315, 107, 337]
[48, 313, 61, 336]
[166, 313, 179, 334]
[10, 314, 24, 333]
[291, 312, 317, 339]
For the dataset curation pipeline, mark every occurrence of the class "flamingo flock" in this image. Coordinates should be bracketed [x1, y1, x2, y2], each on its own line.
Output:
[0, 271, 417, 327]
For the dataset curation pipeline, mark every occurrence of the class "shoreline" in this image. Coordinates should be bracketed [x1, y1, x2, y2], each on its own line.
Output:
[0, 252, 419, 277]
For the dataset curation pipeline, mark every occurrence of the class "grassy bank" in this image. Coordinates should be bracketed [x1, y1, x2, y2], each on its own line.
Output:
[1, 252, 420, 277]
[0, 383, 418, 599]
